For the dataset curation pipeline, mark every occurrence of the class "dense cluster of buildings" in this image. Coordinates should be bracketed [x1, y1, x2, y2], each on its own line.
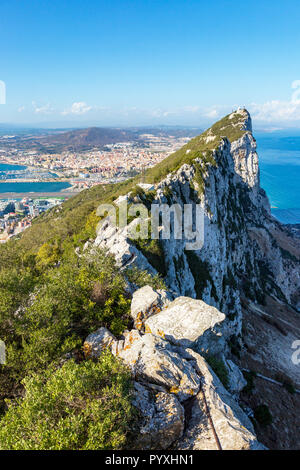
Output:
[0, 134, 190, 188]
[0, 198, 63, 242]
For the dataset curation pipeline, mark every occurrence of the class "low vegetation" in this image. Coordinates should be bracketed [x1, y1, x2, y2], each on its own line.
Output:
[0, 206, 161, 449]
[242, 370, 257, 395]
[206, 355, 229, 389]
[143, 111, 246, 184]
[254, 404, 273, 427]
[132, 237, 166, 277]
[0, 353, 137, 450]
[185, 251, 218, 301]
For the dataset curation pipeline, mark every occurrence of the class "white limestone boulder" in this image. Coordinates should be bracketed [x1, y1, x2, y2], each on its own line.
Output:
[177, 349, 265, 450]
[132, 382, 184, 449]
[131, 285, 171, 330]
[116, 333, 200, 402]
[225, 359, 247, 395]
[144, 296, 226, 354]
[83, 327, 116, 358]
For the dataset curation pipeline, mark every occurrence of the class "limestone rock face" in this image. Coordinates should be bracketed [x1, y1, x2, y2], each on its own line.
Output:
[111, 329, 141, 357]
[83, 327, 116, 358]
[225, 359, 247, 395]
[93, 110, 299, 322]
[94, 218, 157, 274]
[145, 296, 226, 354]
[131, 285, 171, 330]
[116, 333, 200, 402]
[177, 349, 265, 450]
[133, 382, 184, 449]
[83, 322, 264, 450]
[231, 131, 259, 191]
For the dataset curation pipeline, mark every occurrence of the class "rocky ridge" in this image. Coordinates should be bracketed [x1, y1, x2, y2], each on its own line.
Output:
[88, 109, 300, 449]
[84, 288, 263, 450]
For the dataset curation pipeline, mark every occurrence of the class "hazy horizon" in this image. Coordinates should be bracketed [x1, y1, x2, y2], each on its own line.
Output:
[1, 118, 300, 134]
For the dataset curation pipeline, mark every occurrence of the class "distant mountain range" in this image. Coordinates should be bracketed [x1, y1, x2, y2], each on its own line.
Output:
[0, 126, 203, 153]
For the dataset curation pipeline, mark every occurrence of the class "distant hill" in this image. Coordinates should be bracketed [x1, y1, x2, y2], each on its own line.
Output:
[0, 126, 203, 153]
[38, 127, 138, 151]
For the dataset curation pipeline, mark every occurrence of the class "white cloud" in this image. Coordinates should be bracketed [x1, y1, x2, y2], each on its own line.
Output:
[203, 108, 219, 119]
[183, 106, 201, 113]
[249, 81, 300, 121]
[61, 102, 93, 115]
[17, 106, 25, 113]
[32, 102, 54, 115]
[147, 105, 218, 119]
[291, 80, 300, 104]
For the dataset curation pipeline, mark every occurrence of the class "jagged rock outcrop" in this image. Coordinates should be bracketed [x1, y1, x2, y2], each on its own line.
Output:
[95, 210, 191, 300]
[115, 333, 200, 402]
[83, 327, 116, 358]
[131, 285, 171, 330]
[144, 296, 227, 354]
[95, 109, 299, 319]
[224, 359, 247, 395]
[132, 382, 184, 449]
[177, 349, 265, 450]
[94, 218, 157, 274]
[83, 287, 264, 450]
[84, 320, 263, 449]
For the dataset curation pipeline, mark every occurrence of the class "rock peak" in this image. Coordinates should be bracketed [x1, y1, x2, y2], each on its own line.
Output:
[228, 107, 252, 133]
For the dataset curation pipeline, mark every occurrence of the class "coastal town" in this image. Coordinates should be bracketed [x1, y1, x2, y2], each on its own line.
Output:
[0, 133, 191, 191]
[0, 130, 194, 241]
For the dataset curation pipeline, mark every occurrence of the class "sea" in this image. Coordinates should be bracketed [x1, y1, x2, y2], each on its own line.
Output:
[0, 133, 299, 224]
[0, 163, 71, 193]
[256, 132, 300, 224]
[0, 163, 26, 172]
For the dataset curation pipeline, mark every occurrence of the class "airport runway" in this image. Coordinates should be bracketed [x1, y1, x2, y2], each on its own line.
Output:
[0, 192, 79, 199]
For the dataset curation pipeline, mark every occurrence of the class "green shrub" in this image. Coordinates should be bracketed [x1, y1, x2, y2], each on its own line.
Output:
[0, 353, 136, 450]
[0, 248, 133, 415]
[132, 237, 166, 276]
[4, 249, 131, 382]
[206, 355, 229, 389]
[125, 266, 166, 291]
[36, 240, 62, 268]
[254, 404, 273, 427]
[242, 370, 257, 395]
[185, 251, 217, 300]
[129, 185, 146, 201]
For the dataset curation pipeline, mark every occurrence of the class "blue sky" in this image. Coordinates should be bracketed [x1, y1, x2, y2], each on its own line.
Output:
[1, 0, 300, 127]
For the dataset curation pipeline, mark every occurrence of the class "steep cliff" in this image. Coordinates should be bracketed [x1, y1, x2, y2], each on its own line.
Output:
[95, 109, 300, 449]
[96, 109, 299, 329]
